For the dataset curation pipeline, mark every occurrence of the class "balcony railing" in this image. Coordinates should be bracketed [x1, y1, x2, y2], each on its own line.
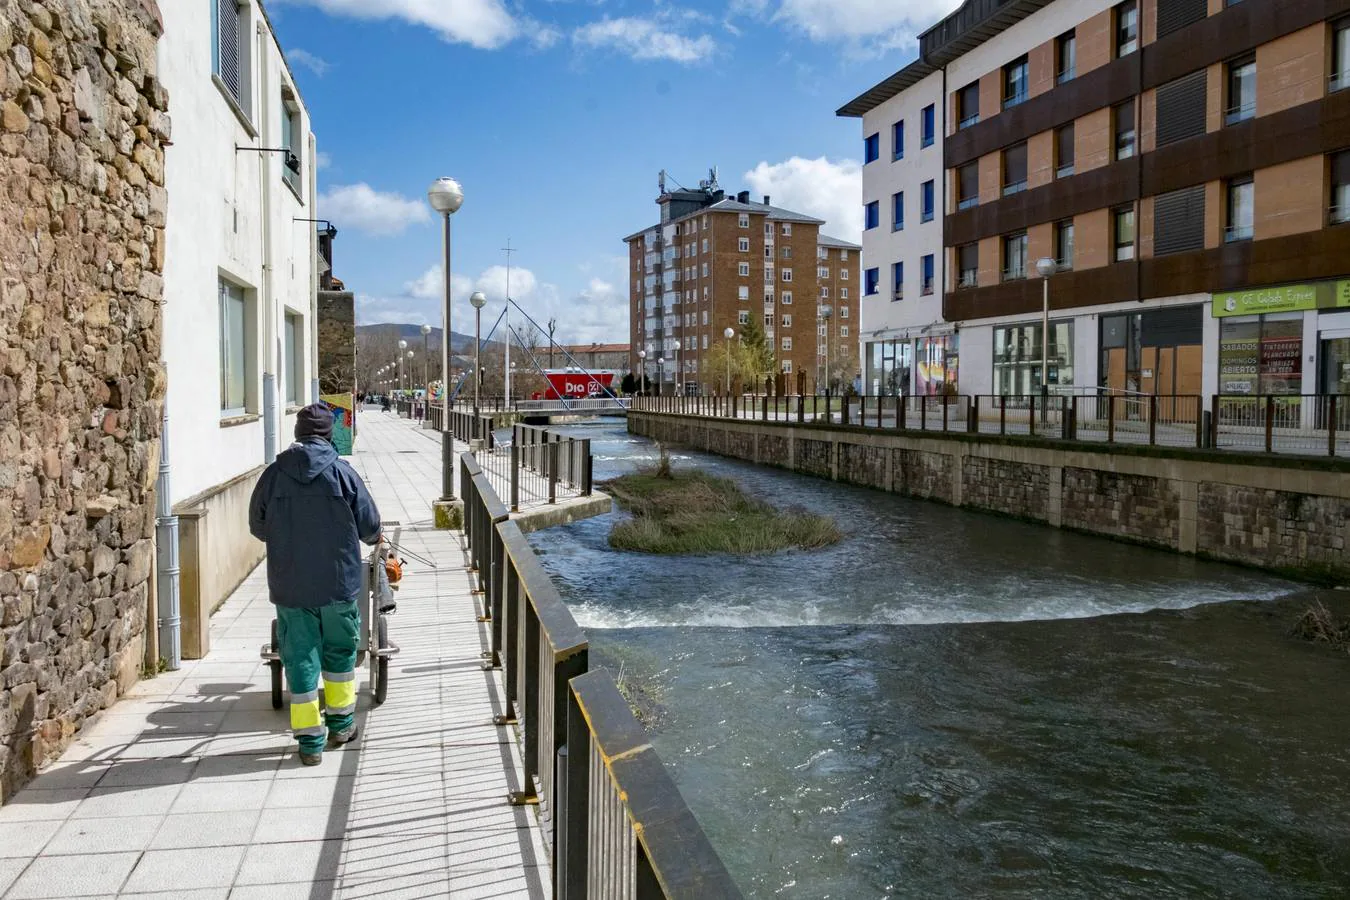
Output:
[1056, 163, 1075, 179]
[1003, 90, 1027, 110]
[958, 270, 978, 288]
[1056, 66, 1075, 84]
[1003, 180, 1026, 197]
[1224, 101, 1255, 126]
[1224, 223, 1254, 243]
[1331, 70, 1350, 92]
[959, 113, 980, 129]
[1002, 265, 1027, 282]
[1329, 203, 1350, 225]
[958, 196, 978, 211]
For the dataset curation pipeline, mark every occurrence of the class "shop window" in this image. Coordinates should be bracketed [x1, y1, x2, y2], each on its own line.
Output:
[1218, 315, 1302, 395]
[994, 321, 1075, 394]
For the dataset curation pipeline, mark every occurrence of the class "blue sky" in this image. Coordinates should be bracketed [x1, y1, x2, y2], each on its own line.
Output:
[265, 0, 959, 343]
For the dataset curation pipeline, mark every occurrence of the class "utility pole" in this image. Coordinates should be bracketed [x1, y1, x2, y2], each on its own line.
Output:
[502, 238, 516, 404]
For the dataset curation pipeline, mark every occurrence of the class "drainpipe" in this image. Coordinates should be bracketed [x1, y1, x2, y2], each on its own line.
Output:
[308, 132, 320, 403]
[258, 22, 277, 462]
[155, 400, 181, 670]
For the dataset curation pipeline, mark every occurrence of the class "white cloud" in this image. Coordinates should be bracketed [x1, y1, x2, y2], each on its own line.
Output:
[742, 0, 961, 52]
[743, 157, 863, 243]
[318, 183, 430, 236]
[272, 0, 518, 49]
[315, 151, 332, 170]
[287, 48, 331, 76]
[573, 16, 716, 63]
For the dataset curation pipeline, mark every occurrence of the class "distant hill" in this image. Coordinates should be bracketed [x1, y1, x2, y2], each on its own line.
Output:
[356, 323, 505, 353]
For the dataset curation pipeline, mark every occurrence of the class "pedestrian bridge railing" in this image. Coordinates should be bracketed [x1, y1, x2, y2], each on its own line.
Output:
[459, 454, 741, 899]
[515, 397, 632, 414]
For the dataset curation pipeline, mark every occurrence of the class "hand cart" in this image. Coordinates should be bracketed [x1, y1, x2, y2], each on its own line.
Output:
[262, 521, 403, 710]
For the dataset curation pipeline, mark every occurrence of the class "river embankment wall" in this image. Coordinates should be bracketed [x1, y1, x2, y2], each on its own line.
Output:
[628, 411, 1350, 583]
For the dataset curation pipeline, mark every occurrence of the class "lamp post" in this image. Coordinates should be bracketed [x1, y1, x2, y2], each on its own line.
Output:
[657, 358, 666, 395]
[1035, 257, 1057, 395]
[723, 327, 735, 396]
[673, 340, 682, 397]
[428, 176, 463, 500]
[637, 349, 647, 395]
[470, 291, 487, 414]
[398, 339, 408, 394]
[820, 305, 834, 394]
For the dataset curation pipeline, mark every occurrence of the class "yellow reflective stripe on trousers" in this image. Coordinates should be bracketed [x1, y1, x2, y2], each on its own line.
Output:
[322, 670, 357, 716]
[290, 690, 324, 736]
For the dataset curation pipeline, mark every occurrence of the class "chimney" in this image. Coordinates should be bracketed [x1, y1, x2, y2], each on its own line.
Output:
[763, 195, 771, 205]
[737, 190, 750, 203]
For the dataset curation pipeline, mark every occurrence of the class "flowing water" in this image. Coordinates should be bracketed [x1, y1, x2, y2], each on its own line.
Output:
[518, 420, 1350, 898]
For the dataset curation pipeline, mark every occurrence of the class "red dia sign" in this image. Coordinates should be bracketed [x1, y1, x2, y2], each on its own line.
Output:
[544, 370, 615, 399]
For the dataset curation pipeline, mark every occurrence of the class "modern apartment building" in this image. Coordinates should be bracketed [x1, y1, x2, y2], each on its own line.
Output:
[625, 177, 860, 393]
[841, 0, 1350, 401]
[160, 0, 320, 653]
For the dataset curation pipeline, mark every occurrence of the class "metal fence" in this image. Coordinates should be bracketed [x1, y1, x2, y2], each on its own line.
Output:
[633, 393, 1350, 458]
[473, 424, 594, 510]
[515, 397, 632, 413]
[460, 454, 741, 899]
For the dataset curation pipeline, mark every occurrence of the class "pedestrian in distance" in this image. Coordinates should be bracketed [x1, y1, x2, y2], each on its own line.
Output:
[248, 403, 383, 766]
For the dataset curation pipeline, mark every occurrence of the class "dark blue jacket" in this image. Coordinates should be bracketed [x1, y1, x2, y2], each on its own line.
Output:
[248, 438, 382, 609]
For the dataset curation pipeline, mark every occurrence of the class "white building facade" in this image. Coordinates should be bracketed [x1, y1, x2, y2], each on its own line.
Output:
[159, 0, 319, 653]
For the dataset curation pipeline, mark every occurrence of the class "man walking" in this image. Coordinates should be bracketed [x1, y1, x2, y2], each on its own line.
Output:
[249, 404, 382, 765]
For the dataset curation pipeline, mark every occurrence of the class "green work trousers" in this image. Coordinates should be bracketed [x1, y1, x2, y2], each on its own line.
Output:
[276, 599, 360, 754]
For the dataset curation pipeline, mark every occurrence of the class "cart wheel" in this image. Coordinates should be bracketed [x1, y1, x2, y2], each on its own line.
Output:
[269, 620, 284, 710]
[373, 615, 389, 706]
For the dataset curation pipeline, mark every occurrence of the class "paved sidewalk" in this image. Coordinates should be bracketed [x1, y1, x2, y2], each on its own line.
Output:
[0, 414, 548, 899]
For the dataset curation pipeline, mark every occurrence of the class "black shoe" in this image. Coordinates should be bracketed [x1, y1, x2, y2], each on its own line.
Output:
[328, 724, 360, 748]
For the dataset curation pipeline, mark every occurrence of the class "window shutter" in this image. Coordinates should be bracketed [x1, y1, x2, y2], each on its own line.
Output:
[1157, 0, 1207, 39]
[1155, 71, 1207, 147]
[217, 0, 240, 100]
[1331, 150, 1350, 184]
[1004, 143, 1027, 184]
[1153, 186, 1206, 256]
[1057, 125, 1075, 166]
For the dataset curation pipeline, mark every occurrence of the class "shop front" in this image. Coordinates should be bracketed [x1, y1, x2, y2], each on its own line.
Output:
[992, 320, 1074, 395]
[1213, 282, 1350, 397]
[865, 339, 913, 396]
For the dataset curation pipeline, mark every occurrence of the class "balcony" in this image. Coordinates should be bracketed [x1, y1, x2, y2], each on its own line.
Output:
[1056, 163, 1075, 179]
[958, 269, 978, 289]
[959, 113, 980, 129]
[1330, 203, 1350, 225]
[1331, 70, 1350, 93]
[1224, 223, 1254, 243]
[958, 196, 978, 211]
[1001, 264, 1027, 282]
[1002, 90, 1027, 110]
[1224, 101, 1255, 126]
[1002, 180, 1026, 197]
[1056, 66, 1075, 84]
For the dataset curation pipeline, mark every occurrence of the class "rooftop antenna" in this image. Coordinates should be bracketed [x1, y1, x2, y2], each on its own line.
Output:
[658, 169, 667, 194]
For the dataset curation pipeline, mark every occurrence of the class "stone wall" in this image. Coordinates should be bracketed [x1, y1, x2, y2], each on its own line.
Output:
[629, 412, 1350, 582]
[0, 0, 166, 801]
[316, 290, 353, 395]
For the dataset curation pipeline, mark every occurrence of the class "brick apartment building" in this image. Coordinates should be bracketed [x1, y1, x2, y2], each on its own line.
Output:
[841, 0, 1350, 402]
[625, 176, 860, 394]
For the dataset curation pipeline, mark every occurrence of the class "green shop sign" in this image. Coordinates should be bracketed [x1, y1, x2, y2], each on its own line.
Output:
[1213, 281, 1350, 317]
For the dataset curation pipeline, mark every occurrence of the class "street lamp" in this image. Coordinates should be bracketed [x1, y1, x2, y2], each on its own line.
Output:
[1036, 257, 1057, 394]
[820, 305, 834, 394]
[637, 349, 647, 395]
[398, 339, 408, 393]
[673, 340, 682, 397]
[657, 357, 666, 394]
[428, 176, 464, 500]
[723, 327, 735, 396]
[470, 291, 487, 413]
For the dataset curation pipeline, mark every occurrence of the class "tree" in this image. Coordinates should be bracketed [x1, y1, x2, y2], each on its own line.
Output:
[738, 316, 775, 384]
[701, 334, 755, 393]
[620, 372, 638, 395]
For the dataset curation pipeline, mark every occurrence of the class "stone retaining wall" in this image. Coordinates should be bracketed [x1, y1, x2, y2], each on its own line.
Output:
[0, 0, 166, 801]
[631, 412, 1350, 582]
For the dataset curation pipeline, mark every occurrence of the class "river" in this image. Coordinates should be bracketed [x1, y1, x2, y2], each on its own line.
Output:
[518, 419, 1350, 898]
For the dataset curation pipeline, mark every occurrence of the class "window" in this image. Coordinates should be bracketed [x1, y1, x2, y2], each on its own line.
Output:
[1334, 21, 1350, 92]
[921, 180, 935, 222]
[281, 90, 302, 194]
[893, 191, 905, 229]
[782, 315, 793, 328]
[1331, 150, 1350, 223]
[219, 279, 247, 415]
[738, 285, 750, 300]
[1004, 56, 1029, 109]
[1225, 175, 1254, 242]
[1057, 30, 1076, 83]
[782, 269, 793, 282]
[764, 266, 774, 284]
[819, 266, 831, 279]
[782, 360, 793, 375]
[955, 243, 977, 288]
[840, 304, 849, 316]
[1114, 206, 1136, 260]
[782, 247, 792, 259]
[701, 263, 708, 277]
[1002, 233, 1028, 281]
[891, 262, 903, 301]
[738, 214, 749, 228]
[738, 310, 750, 325]
[703, 310, 709, 325]
[920, 255, 935, 295]
[1226, 54, 1256, 125]
[893, 120, 905, 160]
[1116, 1, 1138, 57]
[1056, 124, 1075, 177]
[765, 223, 773, 236]
[994, 321, 1076, 393]
[921, 104, 935, 147]
[865, 267, 880, 296]
[840, 249, 849, 261]
[864, 133, 880, 164]
[284, 311, 302, 407]
[702, 238, 709, 253]
[821, 286, 830, 298]
[782, 223, 792, 236]
[840, 268, 849, 280]
[782, 291, 793, 305]
[817, 246, 828, 260]
[738, 262, 750, 276]
[702, 334, 708, 350]
[1003, 142, 1028, 195]
[958, 82, 980, 128]
[864, 200, 880, 231]
[1055, 220, 1075, 269]
[212, 0, 251, 118]
[841, 327, 849, 338]
[1114, 99, 1136, 160]
[765, 313, 774, 327]
[957, 164, 978, 210]
[738, 237, 749, 252]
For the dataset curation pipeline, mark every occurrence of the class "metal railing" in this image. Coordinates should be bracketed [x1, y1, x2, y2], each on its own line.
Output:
[516, 397, 631, 413]
[633, 393, 1350, 458]
[475, 423, 593, 510]
[460, 454, 741, 899]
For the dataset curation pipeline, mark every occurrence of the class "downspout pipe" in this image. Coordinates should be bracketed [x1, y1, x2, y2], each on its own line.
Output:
[258, 22, 277, 462]
[155, 400, 181, 670]
[308, 132, 320, 403]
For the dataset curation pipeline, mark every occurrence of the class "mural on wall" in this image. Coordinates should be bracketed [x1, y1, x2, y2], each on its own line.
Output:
[322, 393, 355, 456]
[916, 336, 959, 395]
